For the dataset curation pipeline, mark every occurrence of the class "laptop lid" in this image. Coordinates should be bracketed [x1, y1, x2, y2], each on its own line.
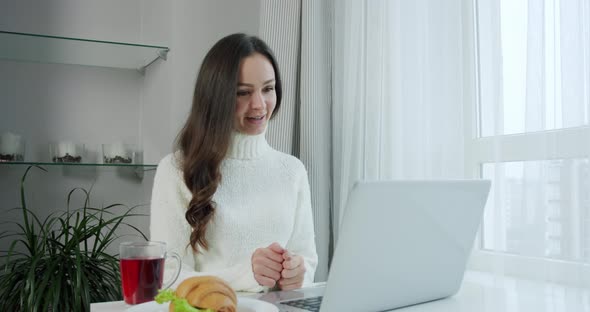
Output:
[321, 180, 491, 311]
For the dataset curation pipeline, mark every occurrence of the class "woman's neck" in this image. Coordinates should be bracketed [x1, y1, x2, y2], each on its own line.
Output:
[226, 130, 271, 159]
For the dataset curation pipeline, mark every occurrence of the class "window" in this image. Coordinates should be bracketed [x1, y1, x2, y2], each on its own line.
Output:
[477, 0, 590, 137]
[474, 0, 590, 267]
[481, 159, 590, 262]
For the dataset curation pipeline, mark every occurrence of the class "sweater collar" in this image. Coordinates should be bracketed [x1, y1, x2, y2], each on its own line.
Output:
[226, 129, 271, 159]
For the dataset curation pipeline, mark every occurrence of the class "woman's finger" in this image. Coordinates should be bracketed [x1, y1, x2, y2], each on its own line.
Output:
[260, 248, 284, 263]
[278, 275, 303, 287]
[268, 242, 285, 254]
[281, 263, 305, 279]
[278, 274, 304, 290]
[253, 263, 281, 280]
[253, 255, 283, 272]
[282, 254, 302, 270]
[254, 274, 276, 287]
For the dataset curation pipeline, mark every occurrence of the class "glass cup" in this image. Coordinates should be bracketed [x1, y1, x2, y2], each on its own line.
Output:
[102, 143, 139, 164]
[0, 132, 25, 162]
[49, 142, 85, 163]
[119, 241, 181, 305]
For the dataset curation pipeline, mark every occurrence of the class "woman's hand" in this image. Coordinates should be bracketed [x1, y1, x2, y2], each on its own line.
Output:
[278, 251, 306, 290]
[251, 242, 285, 287]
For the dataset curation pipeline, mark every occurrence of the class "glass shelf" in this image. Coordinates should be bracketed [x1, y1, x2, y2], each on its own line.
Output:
[0, 30, 169, 72]
[0, 161, 157, 179]
[0, 161, 157, 169]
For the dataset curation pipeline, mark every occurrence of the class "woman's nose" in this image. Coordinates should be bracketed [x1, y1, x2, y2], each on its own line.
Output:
[250, 91, 265, 110]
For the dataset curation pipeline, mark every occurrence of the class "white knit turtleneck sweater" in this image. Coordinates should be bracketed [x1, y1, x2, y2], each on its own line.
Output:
[150, 131, 318, 292]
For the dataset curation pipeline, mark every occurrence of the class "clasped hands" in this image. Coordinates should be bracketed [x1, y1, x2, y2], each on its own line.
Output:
[251, 242, 306, 290]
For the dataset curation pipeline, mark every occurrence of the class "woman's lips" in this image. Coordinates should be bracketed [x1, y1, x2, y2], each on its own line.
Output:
[246, 115, 266, 125]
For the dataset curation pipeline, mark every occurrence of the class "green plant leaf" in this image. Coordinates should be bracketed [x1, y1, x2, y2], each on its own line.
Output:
[1, 165, 147, 310]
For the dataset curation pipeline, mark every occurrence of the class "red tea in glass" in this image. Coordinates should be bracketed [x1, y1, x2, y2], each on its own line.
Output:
[119, 242, 181, 305]
[120, 258, 165, 304]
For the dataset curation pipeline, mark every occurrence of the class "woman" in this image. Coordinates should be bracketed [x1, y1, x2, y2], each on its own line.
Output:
[150, 33, 318, 292]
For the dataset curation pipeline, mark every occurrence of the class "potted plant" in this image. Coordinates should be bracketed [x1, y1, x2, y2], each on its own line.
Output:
[0, 166, 147, 311]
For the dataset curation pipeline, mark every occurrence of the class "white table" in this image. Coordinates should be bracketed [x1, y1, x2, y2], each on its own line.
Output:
[90, 291, 262, 312]
[91, 271, 590, 311]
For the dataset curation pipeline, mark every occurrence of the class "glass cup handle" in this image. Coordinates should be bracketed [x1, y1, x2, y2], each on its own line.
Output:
[162, 252, 182, 289]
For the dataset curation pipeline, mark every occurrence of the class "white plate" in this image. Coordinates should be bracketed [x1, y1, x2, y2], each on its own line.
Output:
[125, 297, 279, 312]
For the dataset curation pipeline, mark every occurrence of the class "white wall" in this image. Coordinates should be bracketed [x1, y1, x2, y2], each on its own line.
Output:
[0, 0, 261, 255]
[142, 0, 261, 163]
[0, 0, 145, 163]
[0, 0, 262, 163]
[0, 0, 142, 42]
[0, 0, 152, 256]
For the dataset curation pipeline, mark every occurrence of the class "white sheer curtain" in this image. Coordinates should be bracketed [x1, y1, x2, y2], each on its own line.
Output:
[259, 0, 334, 282]
[330, 0, 589, 287]
[473, 0, 590, 286]
[331, 0, 467, 238]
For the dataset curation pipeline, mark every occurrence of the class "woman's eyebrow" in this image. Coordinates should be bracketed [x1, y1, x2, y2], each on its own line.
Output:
[237, 79, 275, 87]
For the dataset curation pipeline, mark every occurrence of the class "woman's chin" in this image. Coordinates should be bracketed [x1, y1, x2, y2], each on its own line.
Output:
[238, 122, 267, 135]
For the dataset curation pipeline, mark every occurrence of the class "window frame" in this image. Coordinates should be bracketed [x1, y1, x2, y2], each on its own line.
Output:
[465, 0, 590, 287]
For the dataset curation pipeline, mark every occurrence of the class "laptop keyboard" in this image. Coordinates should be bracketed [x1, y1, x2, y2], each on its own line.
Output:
[281, 296, 323, 312]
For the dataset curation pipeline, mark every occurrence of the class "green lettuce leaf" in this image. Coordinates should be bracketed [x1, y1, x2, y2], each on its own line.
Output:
[155, 289, 215, 312]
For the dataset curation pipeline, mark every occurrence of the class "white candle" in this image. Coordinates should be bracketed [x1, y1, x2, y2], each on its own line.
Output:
[59, 142, 76, 156]
[110, 142, 126, 158]
[0, 132, 22, 154]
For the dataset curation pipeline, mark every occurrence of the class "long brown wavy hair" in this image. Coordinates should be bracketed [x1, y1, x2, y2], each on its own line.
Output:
[177, 33, 282, 252]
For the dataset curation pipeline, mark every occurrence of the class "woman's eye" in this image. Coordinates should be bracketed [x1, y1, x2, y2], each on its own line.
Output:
[237, 90, 250, 97]
[263, 86, 275, 93]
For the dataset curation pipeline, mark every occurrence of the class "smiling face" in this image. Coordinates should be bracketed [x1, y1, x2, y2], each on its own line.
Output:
[234, 53, 277, 135]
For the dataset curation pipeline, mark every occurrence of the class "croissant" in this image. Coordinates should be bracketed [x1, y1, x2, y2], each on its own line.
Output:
[170, 276, 238, 312]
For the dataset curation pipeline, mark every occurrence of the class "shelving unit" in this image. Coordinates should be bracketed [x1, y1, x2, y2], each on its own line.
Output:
[0, 30, 169, 73]
[0, 30, 170, 205]
[0, 161, 157, 168]
[0, 161, 157, 179]
[0, 30, 169, 176]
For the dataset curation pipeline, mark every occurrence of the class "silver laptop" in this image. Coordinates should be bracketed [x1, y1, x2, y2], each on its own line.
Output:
[259, 180, 491, 312]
